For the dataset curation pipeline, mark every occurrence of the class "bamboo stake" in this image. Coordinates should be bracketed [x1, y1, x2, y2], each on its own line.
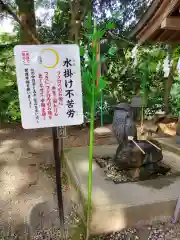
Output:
[145, 140, 161, 151]
[86, 16, 97, 240]
[128, 136, 146, 154]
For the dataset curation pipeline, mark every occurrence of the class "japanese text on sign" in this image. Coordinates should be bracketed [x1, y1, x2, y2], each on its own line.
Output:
[63, 58, 75, 119]
[14, 45, 83, 129]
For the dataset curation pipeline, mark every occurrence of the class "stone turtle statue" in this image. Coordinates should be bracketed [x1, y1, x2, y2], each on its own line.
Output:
[112, 102, 164, 176]
[114, 139, 163, 171]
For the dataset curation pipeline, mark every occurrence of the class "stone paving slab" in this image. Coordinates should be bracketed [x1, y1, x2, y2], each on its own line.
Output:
[158, 138, 180, 155]
[65, 145, 180, 235]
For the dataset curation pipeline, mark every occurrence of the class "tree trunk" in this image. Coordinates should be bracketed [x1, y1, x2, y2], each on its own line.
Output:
[69, 0, 89, 43]
[15, 0, 36, 44]
[69, 0, 81, 43]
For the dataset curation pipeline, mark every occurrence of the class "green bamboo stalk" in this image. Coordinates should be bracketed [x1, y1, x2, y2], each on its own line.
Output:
[98, 42, 103, 127]
[100, 89, 103, 127]
[86, 18, 97, 240]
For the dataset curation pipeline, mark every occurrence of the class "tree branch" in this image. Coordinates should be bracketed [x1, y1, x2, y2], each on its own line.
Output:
[108, 30, 136, 46]
[0, 0, 40, 44]
[0, 0, 21, 24]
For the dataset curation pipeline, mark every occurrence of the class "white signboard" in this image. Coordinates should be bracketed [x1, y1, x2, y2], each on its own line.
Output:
[14, 44, 83, 129]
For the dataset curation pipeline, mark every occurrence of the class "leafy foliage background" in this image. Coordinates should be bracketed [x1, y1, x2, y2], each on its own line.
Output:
[0, 0, 179, 124]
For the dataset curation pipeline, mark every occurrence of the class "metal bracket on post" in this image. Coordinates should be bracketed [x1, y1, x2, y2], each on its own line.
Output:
[58, 127, 67, 139]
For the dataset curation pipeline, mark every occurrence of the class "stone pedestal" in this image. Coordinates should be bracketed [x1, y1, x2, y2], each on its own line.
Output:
[94, 127, 112, 138]
[65, 145, 180, 235]
[176, 135, 180, 144]
[176, 117, 180, 144]
[158, 138, 180, 155]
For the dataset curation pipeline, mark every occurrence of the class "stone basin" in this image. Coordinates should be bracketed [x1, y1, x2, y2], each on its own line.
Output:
[65, 145, 180, 235]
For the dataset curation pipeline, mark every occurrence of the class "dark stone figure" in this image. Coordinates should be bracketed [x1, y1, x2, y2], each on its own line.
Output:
[114, 139, 163, 171]
[112, 103, 137, 142]
[112, 102, 164, 177]
[112, 103, 137, 161]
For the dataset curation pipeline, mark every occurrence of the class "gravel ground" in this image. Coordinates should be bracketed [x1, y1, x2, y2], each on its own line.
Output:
[30, 200, 85, 240]
[94, 156, 171, 183]
[0, 214, 180, 240]
[92, 221, 180, 240]
[30, 205, 180, 240]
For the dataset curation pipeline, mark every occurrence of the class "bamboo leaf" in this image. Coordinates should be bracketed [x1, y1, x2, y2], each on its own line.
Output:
[106, 22, 115, 29]
[80, 47, 85, 57]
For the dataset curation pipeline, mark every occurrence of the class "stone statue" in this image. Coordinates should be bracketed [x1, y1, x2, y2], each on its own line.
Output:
[114, 139, 163, 170]
[112, 103, 137, 160]
[112, 103, 137, 142]
[112, 102, 164, 177]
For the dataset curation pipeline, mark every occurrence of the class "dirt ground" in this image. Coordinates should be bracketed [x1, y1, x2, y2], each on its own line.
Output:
[0, 124, 117, 147]
[0, 122, 176, 239]
[0, 124, 117, 239]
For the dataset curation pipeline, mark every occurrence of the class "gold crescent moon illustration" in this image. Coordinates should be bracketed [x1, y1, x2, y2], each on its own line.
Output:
[39, 48, 59, 69]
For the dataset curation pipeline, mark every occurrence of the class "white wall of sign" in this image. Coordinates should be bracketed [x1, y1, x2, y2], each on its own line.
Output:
[14, 44, 83, 129]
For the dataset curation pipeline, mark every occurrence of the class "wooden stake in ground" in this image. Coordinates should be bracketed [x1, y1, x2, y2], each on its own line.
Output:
[52, 128, 66, 239]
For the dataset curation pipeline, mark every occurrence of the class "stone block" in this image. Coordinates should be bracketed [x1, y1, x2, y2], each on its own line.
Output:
[65, 145, 180, 235]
